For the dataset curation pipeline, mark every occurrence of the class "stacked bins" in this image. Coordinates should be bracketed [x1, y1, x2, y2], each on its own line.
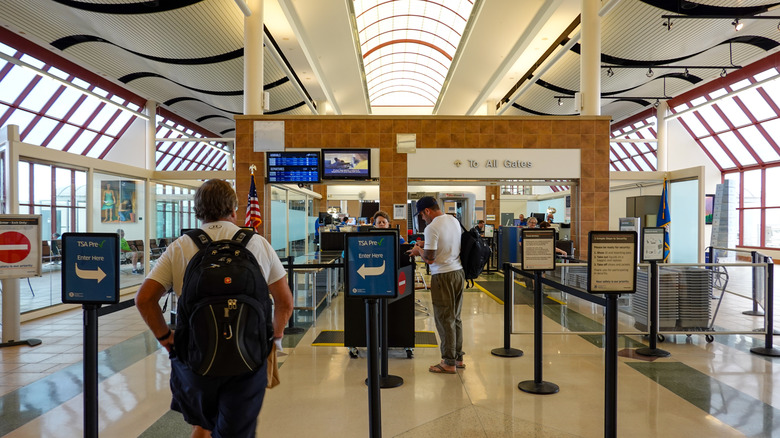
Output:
[633, 267, 712, 331]
[678, 267, 712, 330]
[633, 269, 680, 331]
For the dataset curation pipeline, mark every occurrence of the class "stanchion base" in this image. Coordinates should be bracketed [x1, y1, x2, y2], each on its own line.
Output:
[0, 338, 42, 348]
[518, 380, 559, 394]
[750, 347, 780, 357]
[491, 347, 523, 358]
[365, 375, 404, 388]
[635, 347, 671, 358]
[284, 327, 305, 335]
[743, 310, 765, 316]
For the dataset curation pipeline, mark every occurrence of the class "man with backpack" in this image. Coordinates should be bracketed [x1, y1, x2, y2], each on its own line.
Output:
[135, 179, 293, 438]
[407, 196, 464, 374]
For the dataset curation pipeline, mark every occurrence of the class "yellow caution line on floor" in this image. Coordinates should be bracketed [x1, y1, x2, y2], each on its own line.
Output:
[477, 279, 566, 306]
[473, 282, 503, 305]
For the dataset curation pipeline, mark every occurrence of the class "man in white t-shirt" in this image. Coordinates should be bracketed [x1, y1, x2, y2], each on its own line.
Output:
[135, 179, 293, 438]
[408, 196, 465, 374]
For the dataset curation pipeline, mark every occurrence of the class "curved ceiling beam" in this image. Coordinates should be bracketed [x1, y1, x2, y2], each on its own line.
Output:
[51, 34, 243, 65]
[639, 0, 779, 16]
[371, 89, 437, 106]
[364, 51, 449, 72]
[265, 101, 307, 115]
[51, 0, 202, 14]
[365, 60, 447, 81]
[163, 97, 240, 115]
[359, 15, 462, 46]
[361, 28, 458, 53]
[356, 1, 469, 23]
[374, 79, 436, 100]
[196, 114, 233, 123]
[367, 70, 444, 91]
[120, 73, 288, 96]
[363, 39, 452, 61]
[120, 72, 242, 95]
[580, 36, 780, 67]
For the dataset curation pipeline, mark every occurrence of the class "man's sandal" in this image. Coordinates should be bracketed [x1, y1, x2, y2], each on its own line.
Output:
[429, 363, 456, 374]
[456, 362, 465, 369]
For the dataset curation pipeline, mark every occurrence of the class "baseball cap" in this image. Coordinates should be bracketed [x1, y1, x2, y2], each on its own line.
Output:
[416, 196, 437, 215]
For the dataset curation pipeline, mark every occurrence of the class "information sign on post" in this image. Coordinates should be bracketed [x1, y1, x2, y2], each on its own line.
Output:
[641, 227, 665, 262]
[0, 215, 42, 279]
[521, 228, 556, 271]
[61, 233, 120, 305]
[345, 232, 398, 299]
[587, 231, 638, 294]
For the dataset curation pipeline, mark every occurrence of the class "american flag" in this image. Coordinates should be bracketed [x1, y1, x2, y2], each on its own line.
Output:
[245, 174, 262, 231]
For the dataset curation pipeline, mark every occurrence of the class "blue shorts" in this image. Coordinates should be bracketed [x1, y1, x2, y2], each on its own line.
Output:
[170, 357, 268, 438]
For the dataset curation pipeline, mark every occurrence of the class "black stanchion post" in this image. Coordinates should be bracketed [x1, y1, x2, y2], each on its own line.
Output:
[365, 298, 382, 438]
[518, 271, 559, 394]
[83, 304, 99, 438]
[371, 299, 403, 388]
[491, 263, 523, 357]
[636, 260, 670, 358]
[744, 251, 765, 316]
[604, 295, 618, 438]
[751, 259, 780, 356]
[285, 255, 305, 335]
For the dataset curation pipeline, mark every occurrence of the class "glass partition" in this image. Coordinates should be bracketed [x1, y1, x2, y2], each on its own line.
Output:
[270, 185, 288, 259]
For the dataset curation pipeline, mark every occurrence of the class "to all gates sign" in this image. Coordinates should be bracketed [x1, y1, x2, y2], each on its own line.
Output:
[0, 215, 41, 280]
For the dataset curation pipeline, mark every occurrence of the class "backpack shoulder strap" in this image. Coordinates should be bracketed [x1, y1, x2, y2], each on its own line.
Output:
[231, 229, 255, 247]
[185, 229, 211, 251]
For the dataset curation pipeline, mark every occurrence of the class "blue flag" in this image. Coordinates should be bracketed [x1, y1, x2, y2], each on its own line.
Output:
[656, 178, 670, 262]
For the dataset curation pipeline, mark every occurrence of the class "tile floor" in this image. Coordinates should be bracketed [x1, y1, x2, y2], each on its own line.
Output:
[0, 264, 778, 437]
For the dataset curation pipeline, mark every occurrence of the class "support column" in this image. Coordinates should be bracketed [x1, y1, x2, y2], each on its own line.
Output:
[580, 0, 601, 116]
[244, 0, 264, 115]
[656, 100, 668, 171]
[145, 101, 156, 171]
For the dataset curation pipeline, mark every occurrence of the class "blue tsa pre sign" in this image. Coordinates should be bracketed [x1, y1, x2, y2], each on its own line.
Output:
[345, 232, 398, 299]
[61, 233, 120, 305]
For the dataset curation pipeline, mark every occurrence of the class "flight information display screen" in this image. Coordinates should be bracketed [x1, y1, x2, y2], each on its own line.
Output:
[266, 151, 321, 183]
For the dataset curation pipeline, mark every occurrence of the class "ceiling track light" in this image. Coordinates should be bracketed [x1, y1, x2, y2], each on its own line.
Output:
[684, 68, 690, 77]
[721, 68, 728, 78]
[653, 99, 661, 108]
[557, 97, 563, 106]
[606, 67, 614, 77]
[732, 19, 744, 31]
[646, 67, 654, 78]
[663, 17, 673, 31]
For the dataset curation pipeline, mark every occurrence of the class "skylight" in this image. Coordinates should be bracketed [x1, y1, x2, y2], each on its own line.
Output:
[354, 0, 475, 108]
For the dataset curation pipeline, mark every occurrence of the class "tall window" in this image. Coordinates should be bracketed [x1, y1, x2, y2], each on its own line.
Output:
[155, 183, 198, 240]
[670, 56, 780, 249]
[18, 161, 85, 236]
[0, 42, 142, 158]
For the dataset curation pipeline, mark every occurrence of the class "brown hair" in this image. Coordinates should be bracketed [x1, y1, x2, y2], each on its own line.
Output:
[372, 210, 390, 224]
[194, 179, 238, 222]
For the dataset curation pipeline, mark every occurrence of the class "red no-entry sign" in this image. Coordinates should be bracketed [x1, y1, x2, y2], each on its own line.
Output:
[398, 271, 406, 296]
[0, 231, 32, 263]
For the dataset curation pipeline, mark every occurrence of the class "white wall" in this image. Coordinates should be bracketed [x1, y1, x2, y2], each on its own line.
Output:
[103, 116, 147, 168]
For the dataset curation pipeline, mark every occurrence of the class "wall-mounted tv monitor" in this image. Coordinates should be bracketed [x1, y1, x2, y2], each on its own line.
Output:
[266, 151, 321, 183]
[321, 149, 371, 180]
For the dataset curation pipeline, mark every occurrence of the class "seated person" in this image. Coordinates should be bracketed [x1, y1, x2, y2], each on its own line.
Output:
[546, 212, 555, 223]
[525, 216, 538, 228]
[372, 210, 405, 244]
[118, 228, 144, 274]
[517, 214, 527, 226]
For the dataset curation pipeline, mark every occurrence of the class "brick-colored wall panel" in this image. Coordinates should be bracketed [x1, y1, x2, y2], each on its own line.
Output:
[235, 115, 610, 259]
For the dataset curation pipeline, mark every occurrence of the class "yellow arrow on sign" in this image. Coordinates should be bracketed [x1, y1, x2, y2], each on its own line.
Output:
[74, 263, 106, 283]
